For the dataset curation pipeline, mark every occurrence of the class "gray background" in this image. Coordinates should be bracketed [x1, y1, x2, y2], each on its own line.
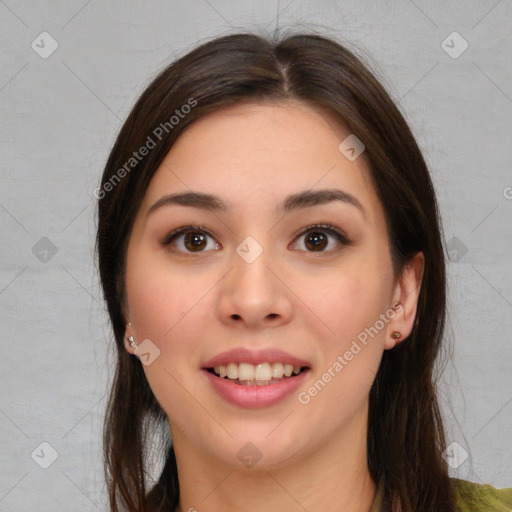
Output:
[1, 0, 511, 510]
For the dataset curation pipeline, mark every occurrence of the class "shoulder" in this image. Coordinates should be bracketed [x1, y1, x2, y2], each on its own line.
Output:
[451, 477, 512, 512]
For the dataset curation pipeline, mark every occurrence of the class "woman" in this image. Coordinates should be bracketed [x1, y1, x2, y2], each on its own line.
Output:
[96, 31, 512, 511]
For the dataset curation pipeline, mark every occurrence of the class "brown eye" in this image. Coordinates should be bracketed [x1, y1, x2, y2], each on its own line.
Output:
[183, 232, 208, 251]
[292, 224, 351, 253]
[162, 226, 220, 253]
[304, 232, 328, 251]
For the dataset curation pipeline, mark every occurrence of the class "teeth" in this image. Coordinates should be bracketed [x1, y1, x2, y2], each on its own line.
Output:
[239, 363, 255, 381]
[226, 363, 238, 379]
[283, 364, 293, 377]
[212, 362, 304, 383]
[272, 362, 284, 378]
[255, 363, 272, 380]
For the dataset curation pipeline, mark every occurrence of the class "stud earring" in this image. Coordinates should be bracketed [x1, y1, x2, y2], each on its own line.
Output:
[391, 331, 402, 346]
[128, 335, 137, 351]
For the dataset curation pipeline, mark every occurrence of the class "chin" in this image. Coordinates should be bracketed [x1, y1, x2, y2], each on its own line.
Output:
[211, 424, 310, 471]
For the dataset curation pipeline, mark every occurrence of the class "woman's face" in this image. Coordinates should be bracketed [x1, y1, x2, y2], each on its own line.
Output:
[124, 100, 422, 469]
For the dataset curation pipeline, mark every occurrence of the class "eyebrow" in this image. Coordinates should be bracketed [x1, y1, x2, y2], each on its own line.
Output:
[147, 188, 366, 219]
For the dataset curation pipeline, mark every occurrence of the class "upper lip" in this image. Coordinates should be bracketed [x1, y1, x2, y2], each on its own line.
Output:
[202, 347, 312, 369]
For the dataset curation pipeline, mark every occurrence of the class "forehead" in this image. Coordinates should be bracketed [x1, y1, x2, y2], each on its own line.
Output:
[141, 101, 383, 226]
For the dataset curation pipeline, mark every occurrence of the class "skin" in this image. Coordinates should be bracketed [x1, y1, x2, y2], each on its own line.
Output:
[123, 100, 424, 512]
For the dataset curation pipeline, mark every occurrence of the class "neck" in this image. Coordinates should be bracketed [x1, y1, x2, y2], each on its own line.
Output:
[171, 409, 377, 512]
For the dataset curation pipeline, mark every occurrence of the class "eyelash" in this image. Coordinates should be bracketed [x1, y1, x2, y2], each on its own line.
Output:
[162, 223, 352, 255]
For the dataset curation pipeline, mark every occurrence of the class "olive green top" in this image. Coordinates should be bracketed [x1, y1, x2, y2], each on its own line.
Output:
[452, 478, 512, 512]
[369, 477, 512, 511]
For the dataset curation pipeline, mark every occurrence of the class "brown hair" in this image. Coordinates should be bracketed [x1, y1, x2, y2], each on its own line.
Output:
[97, 30, 454, 511]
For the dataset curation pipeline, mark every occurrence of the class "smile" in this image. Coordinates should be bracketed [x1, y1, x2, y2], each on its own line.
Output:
[201, 347, 312, 407]
[207, 362, 308, 386]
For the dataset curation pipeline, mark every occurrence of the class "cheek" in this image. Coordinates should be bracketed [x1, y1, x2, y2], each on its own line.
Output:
[306, 261, 388, 343]
[298, 259, 390, 401]
[125, 248, 207, 341]
[124, 253, 212, 416]
[125, 250, 223, 399]
[126, 268, 180, 340]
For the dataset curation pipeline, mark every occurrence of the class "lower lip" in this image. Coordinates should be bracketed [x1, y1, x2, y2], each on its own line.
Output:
[202, 369, 309, 408]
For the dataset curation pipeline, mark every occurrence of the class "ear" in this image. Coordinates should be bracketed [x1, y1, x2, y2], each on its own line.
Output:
[384, 251, 425, 350]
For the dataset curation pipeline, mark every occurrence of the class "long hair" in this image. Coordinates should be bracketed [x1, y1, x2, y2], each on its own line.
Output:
[96, 30, 454, 511]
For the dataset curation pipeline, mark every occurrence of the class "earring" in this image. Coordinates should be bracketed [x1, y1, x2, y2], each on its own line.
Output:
[127, 321, 137, 350]
[128, 335, 137, 351]
[391, 331, 402, 346]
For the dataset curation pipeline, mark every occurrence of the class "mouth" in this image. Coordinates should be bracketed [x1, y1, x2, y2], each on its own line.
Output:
[205, 362, 310, 386]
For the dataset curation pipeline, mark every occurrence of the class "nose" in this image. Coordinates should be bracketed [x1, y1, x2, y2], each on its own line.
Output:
[215, 243, 293, 330]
